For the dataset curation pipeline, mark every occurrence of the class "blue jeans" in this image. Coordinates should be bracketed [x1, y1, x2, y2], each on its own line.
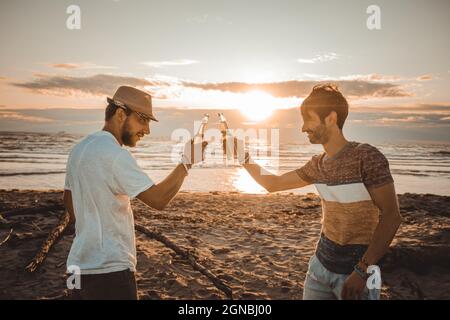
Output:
[303, 255, 380, 300]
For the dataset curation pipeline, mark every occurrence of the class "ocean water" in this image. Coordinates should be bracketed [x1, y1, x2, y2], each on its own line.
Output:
[0, 131, 449, 196]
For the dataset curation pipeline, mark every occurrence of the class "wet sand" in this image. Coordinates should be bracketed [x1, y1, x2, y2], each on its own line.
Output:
[0, 190, 449, 300]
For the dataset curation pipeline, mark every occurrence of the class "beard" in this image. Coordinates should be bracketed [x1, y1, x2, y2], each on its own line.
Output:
[307, 123, 330, 144]
[121, 118, 137, 147]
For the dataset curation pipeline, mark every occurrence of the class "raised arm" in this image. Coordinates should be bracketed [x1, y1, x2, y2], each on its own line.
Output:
[137, 140, 207, 211]
[243, 162, 310, 192]
[137, 164, 189, 210]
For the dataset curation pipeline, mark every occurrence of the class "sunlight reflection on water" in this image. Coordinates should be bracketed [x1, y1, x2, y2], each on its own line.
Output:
[231, 168, 268, 194]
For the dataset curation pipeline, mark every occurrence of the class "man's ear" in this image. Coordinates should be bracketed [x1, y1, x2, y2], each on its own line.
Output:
[325, 111, 337, 127]
[116, 108, 126, 123]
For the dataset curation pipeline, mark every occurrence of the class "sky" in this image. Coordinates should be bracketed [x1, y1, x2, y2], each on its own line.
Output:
[0, 0, 449, 142]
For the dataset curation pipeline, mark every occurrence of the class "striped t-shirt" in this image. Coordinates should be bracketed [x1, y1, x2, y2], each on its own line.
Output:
[296, 142, 394, 274]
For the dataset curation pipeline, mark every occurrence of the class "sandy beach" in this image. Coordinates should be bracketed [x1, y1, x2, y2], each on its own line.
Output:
[0, 190, 449, 300]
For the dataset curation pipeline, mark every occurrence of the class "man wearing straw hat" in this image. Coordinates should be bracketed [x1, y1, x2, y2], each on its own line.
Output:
[63, 86, 206, 299]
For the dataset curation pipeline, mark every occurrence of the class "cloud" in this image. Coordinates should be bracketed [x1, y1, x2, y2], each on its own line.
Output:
[0, 111, 54, 123]
[340, 74, 403, 82]
[1, 106, 448, 143]
[302, 73, 332, 80]
[417, 74, 433, 81]
[348, 103, 450, 127]
[49, 62, 117, 70]
[341, 73, 437, 84]
[378, 116, 426, 123]
[297, 52, 339, 64]
[10, 73, 413, 102]
[11, 74, 155, 96]
[50, 63, 79, 70]
[141, 59, 199, 68]
[352, 103, 450, 114]
[181, 79, 412, 99]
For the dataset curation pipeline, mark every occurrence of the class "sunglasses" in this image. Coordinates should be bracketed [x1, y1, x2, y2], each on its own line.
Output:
[114, 101, 151, 124]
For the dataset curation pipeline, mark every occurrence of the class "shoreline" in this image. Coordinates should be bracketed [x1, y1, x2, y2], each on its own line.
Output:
[0, 190, 449, 300]
[0, 188, 449, 197]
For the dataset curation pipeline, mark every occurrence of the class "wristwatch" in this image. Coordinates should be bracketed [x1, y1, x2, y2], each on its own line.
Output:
[353, 263, 369, 280]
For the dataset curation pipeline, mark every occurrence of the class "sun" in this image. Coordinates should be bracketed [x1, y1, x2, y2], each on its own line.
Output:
[238, 90, 276, 122]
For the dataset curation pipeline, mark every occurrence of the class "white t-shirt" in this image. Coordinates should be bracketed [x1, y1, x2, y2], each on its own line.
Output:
[64, 131, 154, 274]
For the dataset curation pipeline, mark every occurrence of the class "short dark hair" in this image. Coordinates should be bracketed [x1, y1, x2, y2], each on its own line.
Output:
[301, 84, 349, 129]
[105, 103, 132, 121]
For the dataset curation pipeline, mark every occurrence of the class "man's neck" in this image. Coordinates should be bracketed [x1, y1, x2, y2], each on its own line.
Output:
[322, 132, 349, 159]
[102, 124, 123, 146]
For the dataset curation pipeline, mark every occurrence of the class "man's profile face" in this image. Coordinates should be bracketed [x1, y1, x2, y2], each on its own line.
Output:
[301, 110, 330, 144]
[121, 112, 150, 147]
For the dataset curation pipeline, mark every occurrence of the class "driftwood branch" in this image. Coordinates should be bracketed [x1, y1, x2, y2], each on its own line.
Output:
[1, 214, 45, 231]
[0, 228, 13, 247]
[135, 223, 233, 299]
[20, 206, 233, 298]
[0, 214, 12, 229]
[25, 210, 70, 273]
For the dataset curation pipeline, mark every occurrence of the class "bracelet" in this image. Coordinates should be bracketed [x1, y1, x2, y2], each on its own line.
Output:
[354, 264, 369, 280]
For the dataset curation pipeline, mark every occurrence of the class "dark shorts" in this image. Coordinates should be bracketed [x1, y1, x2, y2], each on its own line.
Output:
[315, 233, 368, 274]
[69, 269, 138, 300]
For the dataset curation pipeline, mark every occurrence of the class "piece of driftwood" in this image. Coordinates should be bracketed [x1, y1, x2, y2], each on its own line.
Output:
[1, 204, 64, 219]
[135, 223, 233, 299]
[0, 214, 12, 229]
[0, 214, 8, 224]
[25, 210, 70, 273]
[0, 228, 13, 247]
[22, 208, 233, 298]
[0, 220, 35, 230]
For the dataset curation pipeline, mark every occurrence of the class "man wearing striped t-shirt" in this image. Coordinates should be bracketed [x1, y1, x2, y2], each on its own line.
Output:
[241, 84, 402, 300]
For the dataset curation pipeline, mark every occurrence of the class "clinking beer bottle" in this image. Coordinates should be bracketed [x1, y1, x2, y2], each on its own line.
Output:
[218, 112, 230, 160]
[192, 113, 209, 162]
[218, 112, 241, 163]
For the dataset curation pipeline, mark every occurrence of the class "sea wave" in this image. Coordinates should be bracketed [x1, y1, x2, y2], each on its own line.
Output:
[0, 171, 66, 177]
